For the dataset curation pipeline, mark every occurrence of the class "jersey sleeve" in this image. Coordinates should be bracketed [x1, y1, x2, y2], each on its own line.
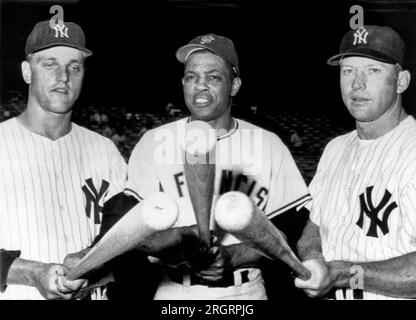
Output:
[105, 141, 128, 203]
[399, 174, 416, 235]
[307, 140, 333, 227]
[266, 134, 311, 219]
[0, 249, 21, 293]
[125, 132, 160, 200]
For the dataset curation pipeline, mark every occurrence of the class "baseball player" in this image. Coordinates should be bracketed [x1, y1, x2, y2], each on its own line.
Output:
[294, 25, 416, 300]
[0, 20, 127, 299]
[123, 34, 311, 299]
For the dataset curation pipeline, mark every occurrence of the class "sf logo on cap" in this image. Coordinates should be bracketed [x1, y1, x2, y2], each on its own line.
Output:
[200, 35, 215, 45]
[353, 27, 368, 45]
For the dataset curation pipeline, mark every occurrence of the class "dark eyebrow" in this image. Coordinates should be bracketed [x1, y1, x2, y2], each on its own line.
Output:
[366, 63, 387, 69]
[207, 69, 223, 74]
[184, 69, 224, 74]
[69, 59, 84, 64]
[341, 63, 388, 69]
[36, 56, 84, 65]
[37, 56, 56, 62]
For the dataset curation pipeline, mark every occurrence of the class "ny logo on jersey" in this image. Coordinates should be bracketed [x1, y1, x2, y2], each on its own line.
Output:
[356, 186, 397, 237]
[82, 178, 109, 225]
[352, 27, 368, 45]
[53, 23, 69, 38]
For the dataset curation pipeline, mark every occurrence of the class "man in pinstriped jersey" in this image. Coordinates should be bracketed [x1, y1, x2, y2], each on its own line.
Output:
[294, 25, 416, 299]
[0, 20, 128, 299]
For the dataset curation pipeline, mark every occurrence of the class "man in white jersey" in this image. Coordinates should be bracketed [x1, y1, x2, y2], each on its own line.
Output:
[0, 20, 127, 299]
[124, 34, 311, 299]
[294, 25, 416, 300]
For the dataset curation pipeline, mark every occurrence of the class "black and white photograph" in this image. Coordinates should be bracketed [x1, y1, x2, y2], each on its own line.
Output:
[1, 0, 416, 314]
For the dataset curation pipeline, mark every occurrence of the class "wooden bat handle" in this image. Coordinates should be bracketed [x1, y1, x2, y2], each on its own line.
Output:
[182, 120, 216, 248]
[215, 191, 311, 281]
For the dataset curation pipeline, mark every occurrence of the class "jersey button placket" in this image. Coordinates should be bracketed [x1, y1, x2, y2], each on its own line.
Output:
[53, 144, 67, 214]
[54, 142, 71, 247]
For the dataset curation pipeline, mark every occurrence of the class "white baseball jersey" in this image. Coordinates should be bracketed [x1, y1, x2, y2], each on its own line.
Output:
[126, 117, 310, 299]
[308, 115, 416, 300]
[0, 118, 127, 300]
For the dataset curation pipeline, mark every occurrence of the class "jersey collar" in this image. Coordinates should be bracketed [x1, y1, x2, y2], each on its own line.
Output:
[185, 117, 239, 141]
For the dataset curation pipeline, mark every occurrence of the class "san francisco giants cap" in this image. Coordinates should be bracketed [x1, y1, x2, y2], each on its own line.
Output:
[25, 20, 93, 56]
[327, 25, 405, 66]
[176, 33, 239, 76]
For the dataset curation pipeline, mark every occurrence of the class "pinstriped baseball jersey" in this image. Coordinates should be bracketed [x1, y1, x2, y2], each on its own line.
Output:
[0, 118, 127, 300]
[308, 115, 416, 300]
[126, 117, 310, 299]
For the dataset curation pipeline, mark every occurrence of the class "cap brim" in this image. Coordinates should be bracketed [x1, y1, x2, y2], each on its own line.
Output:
[176, 43, 240, 77]
[28, 43, 93, 57]
[176, 44, 219, 63]
[327, 49, 397, 66]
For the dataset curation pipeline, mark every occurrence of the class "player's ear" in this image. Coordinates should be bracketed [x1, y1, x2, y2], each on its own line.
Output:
[231, 77, 241, 97]
[21, 61, 32, 84]
[397, 70, 410, 94]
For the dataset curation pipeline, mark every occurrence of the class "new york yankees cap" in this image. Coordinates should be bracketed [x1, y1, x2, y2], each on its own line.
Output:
[327, 25, 405, 66]
[25, 20, 93, 56]
[176, 33, 239, 76]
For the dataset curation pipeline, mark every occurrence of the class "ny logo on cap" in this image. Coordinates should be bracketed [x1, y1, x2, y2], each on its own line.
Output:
[200, 35, 215, 45]
[53, 23, 69, 38]
[353, 27, 368, 45]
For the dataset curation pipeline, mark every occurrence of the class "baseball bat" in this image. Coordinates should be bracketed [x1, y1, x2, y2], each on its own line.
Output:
[214, 191, 311, 281]
[66, 192, 179, 280]
[182, 120, 216, 248]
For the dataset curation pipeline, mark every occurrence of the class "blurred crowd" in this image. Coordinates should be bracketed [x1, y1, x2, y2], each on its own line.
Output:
[0, 92, 350, 183]
[71, 104, 186, 160]
[0, 91, 26, 121]
[0, 93, 186, 161]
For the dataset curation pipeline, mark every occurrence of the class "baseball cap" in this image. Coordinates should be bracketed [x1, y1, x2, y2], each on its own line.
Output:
[327, 25, 405, 66]
[25, 20, 93, 56]
[176, 33, 239, 76]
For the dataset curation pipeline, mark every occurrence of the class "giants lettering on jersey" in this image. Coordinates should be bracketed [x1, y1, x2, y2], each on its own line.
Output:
[172, 169, 269, 210]
[82, 178, 109, 224]
[356, 186, 398, 238]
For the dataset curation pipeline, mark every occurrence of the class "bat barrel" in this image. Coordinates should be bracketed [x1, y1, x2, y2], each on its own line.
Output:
[141, 192, 180, 231]
[214, 191, 253, 232]
[66, 192, 178, 280]
[215, 191, 311, 281]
